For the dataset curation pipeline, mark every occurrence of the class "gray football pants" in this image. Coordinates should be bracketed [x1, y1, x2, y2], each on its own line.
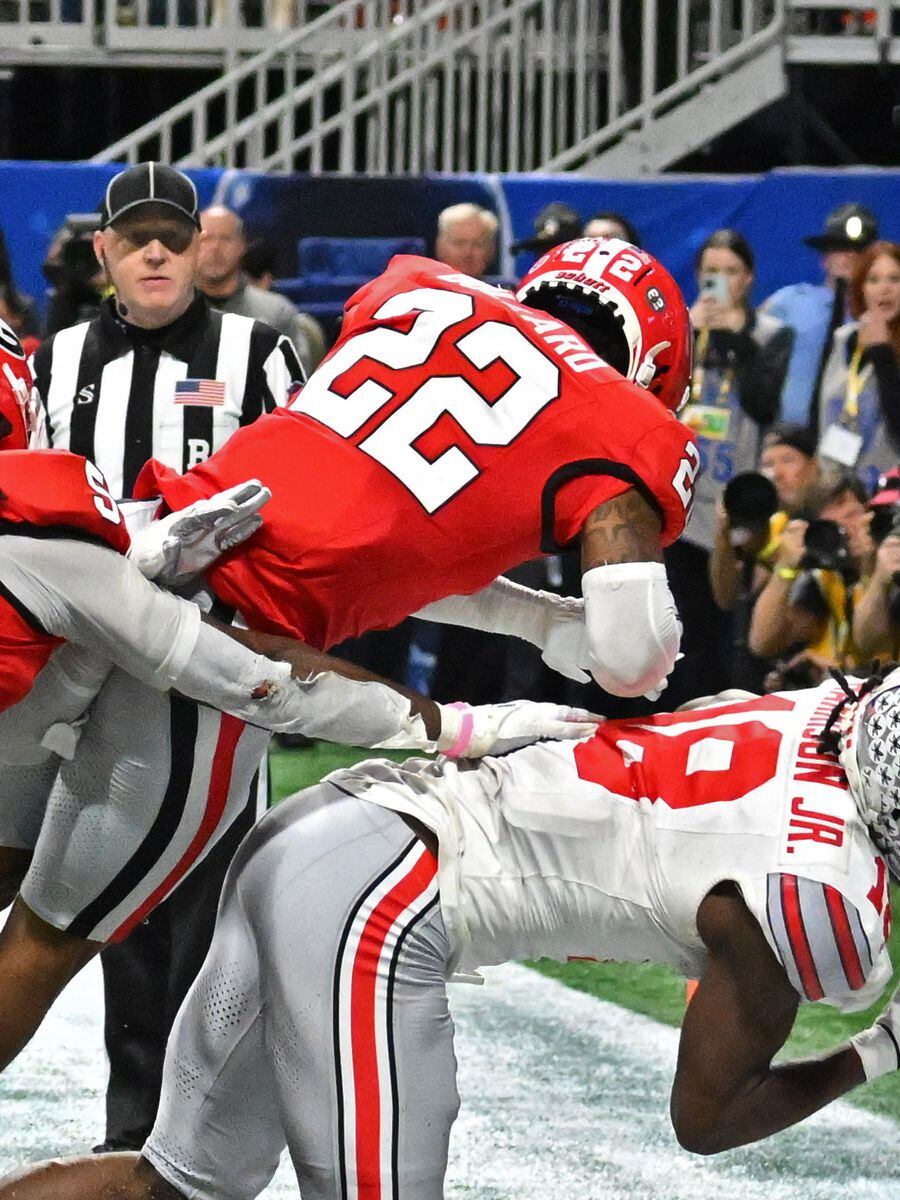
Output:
[144, 784, 459, 1200]
[18, 667, 270, 943]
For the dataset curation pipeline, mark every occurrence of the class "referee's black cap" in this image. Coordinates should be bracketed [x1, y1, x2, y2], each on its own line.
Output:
[100, 162, 201, 231]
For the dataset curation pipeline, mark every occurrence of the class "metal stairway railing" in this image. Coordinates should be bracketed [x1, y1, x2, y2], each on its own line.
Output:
[85, 0, 827, 174]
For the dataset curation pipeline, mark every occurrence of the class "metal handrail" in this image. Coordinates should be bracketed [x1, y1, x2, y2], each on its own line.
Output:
[545, 3, 786, 173]
[90, 0, 788, 173]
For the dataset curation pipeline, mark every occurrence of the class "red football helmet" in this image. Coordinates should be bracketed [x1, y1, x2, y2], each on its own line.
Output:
[516, 237, 692, 413]
[0, 319, 42, 451]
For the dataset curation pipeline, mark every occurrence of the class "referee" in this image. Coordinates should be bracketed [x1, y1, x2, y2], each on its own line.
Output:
[32, 162, 304, 1152]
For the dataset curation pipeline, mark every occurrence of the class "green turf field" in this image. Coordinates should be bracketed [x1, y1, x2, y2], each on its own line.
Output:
[270, 739, 900, 1123]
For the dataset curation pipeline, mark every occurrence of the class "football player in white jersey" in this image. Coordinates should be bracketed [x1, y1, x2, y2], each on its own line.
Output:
[4, 672, 900, 1199]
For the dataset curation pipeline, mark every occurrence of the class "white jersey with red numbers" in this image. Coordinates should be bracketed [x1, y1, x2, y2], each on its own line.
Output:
[337, 683, 893, 1012]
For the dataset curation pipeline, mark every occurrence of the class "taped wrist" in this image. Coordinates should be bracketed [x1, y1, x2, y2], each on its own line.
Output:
[582, 561, 681, 698]
[850, 1022, 900, 1082]
[436, 702, 476, 756]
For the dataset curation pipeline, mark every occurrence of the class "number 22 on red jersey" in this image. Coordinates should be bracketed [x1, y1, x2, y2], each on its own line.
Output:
[290, 287, 560, 513]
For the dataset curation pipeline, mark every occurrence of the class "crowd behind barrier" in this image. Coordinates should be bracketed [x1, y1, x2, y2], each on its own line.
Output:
[3, 160, 900, 715]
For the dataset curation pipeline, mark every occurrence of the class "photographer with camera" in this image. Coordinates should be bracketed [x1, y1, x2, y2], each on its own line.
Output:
[708, 470, 779, 691]
[707, 427, 820, 691]
[852, 467, 900, 662]
[749, 473, 878, 686]
[42, 213, 106, 336]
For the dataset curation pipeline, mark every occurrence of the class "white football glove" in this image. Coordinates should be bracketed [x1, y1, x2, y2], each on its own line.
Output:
[435, 700, 602, 758]
[128, 479, 271, 587]
[850, 984, 900, 1081]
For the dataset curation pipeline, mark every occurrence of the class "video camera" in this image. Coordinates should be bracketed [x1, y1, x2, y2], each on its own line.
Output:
[42, 213, 103, 336]
[789, 518, 858, 619]
[42, 213, 102, 291]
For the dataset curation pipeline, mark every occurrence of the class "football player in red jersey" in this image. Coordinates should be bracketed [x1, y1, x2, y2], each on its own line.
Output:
[139, 238, 697, 699]
[5, 673, 900, 1198]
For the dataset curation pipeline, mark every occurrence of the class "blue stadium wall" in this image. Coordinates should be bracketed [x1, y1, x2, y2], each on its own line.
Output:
[2, 161, 900, 320]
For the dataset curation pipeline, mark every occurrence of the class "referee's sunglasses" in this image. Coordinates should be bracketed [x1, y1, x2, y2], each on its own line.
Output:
[112, 219, 196, 256]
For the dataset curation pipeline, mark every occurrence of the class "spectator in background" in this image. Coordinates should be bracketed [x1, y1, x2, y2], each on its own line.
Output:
[853, 466, 900, 661]
[682, 229, 793, 547]
[434, 203, 499, 279]
[197, 205, 326, 373]
[241, 236, 277, 291]
[0, 228, 39, 341]
[509, 201, 582, 259]
[708, 425, 820, 692]
[749, 473, 879, 686]
[582, 210, 641, 246]
[759, 422, 821, 514]
[818, 240, 900, 495]
[665, 229, 792, 703]
[762, 202, 878, 426]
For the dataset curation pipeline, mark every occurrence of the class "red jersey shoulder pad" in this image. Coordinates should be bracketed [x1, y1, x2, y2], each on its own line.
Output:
[0, 450, 130, 554]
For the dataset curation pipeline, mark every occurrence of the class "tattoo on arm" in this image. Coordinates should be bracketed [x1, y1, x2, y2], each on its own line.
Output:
[581, 489, 664, 572]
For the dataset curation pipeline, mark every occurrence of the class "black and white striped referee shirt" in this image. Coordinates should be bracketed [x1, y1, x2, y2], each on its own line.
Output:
[33, 292, 304, 498]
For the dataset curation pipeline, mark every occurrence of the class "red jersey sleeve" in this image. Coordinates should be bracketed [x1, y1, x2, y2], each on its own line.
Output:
[547, 405, 699, 549]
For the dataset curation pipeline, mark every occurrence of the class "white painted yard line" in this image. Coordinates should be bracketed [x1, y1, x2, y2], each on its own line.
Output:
[2, 961, 898, 1199]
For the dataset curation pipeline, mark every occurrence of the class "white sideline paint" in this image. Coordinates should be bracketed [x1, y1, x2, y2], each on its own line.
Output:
[1, 961, 899, 1198]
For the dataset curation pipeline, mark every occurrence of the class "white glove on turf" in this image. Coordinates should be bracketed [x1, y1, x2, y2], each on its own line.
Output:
[435, 700, 602, 758]
[128, 479, 271, 586]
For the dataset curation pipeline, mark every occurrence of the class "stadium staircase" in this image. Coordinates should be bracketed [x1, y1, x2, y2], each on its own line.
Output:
[4, 0, 900, 172]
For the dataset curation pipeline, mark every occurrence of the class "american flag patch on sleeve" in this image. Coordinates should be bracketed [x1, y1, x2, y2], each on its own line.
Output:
[174, 378, 226, 406]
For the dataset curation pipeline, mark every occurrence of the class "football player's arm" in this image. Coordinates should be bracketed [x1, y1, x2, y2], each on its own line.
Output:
[413, 578, 592, 684]
[222, 626, 601, 755]
[578, 489, 681, 698]
[670, 882, 878, 1154]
